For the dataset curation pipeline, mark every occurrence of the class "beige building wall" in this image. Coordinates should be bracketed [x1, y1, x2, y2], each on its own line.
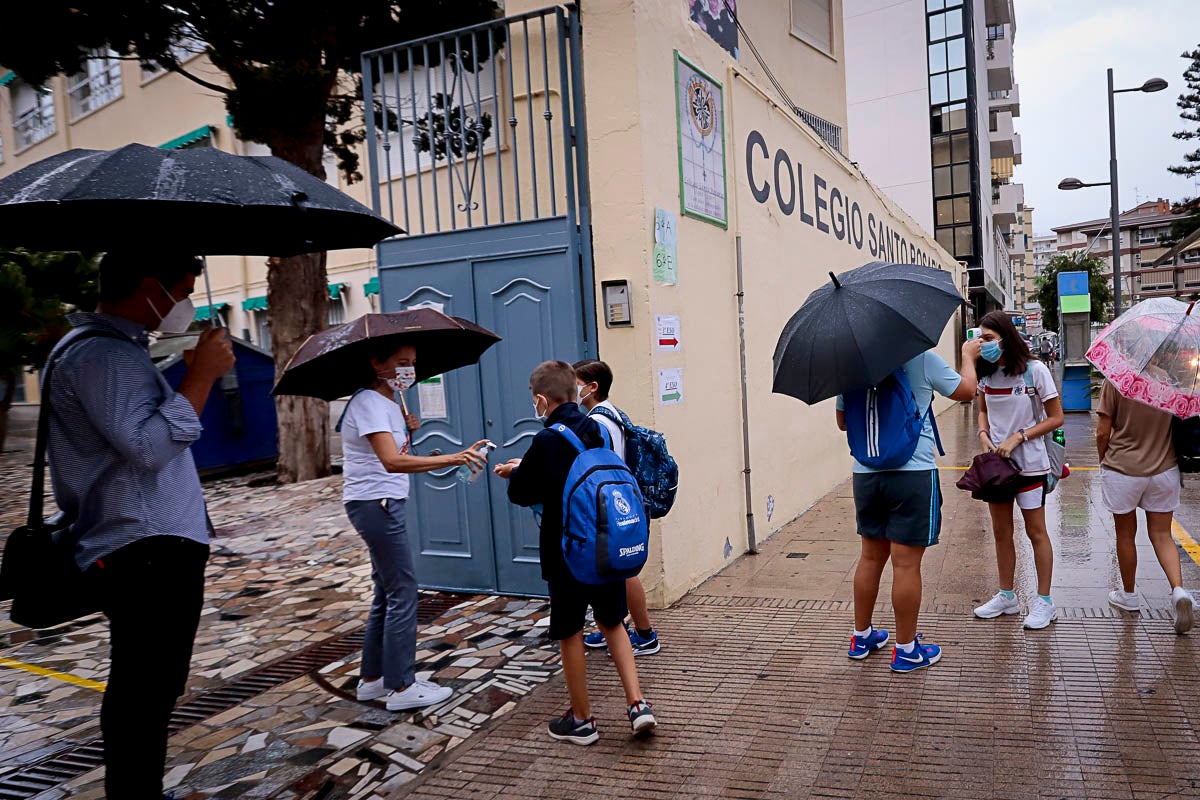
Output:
[580, 0, 964, 605]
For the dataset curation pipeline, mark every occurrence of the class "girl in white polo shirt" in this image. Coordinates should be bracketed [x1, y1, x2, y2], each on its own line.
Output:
[971, 311, 1065, 630]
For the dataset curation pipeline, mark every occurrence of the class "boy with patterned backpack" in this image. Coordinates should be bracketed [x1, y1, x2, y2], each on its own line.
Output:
[494, 361, 657, 744]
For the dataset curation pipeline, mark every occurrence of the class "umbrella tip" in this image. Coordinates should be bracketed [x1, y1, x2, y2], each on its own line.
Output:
[828, 271, 841, 289]
[1188, 301, 1196, 317]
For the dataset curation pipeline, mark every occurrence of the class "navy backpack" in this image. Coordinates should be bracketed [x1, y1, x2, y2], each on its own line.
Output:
[589, 406, 679, 518]
[842, 367, 942, 470]
[552, 423, 650, 585]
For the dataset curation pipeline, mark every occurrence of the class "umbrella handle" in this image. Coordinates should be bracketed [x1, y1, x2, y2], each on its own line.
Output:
[394, 390, 417, 455]
[201, 256, 217, 328]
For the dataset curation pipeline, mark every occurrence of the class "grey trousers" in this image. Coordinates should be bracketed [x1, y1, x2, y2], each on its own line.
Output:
[345, 498, 418, 689]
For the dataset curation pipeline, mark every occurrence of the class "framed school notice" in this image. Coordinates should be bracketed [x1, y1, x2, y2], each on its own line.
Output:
[674, 51, 728, 228]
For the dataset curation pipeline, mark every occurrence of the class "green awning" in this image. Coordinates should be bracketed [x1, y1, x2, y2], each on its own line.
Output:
[193, 302, 228, 321]
[364, 277, 379, 297]
[242, 295, 267, 312]
[160, 125, 213, 150]
[329, 282, 346, 299]
[0, 72, 15, 87]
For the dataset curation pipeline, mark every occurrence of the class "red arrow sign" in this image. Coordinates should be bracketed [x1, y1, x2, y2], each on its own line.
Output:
[659, 338, 679, 347]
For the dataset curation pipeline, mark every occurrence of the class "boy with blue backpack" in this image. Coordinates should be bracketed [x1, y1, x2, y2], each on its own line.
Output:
[835, 339, 979, 672]
[574, 359, 677, 656]
[494, 360, 657, 743]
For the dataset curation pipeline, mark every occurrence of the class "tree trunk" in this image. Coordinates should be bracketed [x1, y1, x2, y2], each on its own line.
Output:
[267, 133, 332, 484]
[0, 369, 17, 454]
[268, 252, 331, 483]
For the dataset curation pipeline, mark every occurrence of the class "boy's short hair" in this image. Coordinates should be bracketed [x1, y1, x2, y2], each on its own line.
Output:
[572, 359, 613, 402]
[530, 360, 577, 403]
[98, 252, 204, 303]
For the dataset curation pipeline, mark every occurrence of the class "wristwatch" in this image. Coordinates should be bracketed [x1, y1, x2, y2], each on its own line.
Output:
[1018, 428, 1028, 442]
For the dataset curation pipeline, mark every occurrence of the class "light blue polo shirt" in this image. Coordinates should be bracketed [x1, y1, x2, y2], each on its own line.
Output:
[837, 351, 962, 473]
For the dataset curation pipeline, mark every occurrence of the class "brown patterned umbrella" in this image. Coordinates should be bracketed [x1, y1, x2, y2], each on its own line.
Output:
[272, 309, 501, 400]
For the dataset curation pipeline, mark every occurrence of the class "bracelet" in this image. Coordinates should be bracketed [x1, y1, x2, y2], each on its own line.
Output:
[1018, 428, 1028, 442]
[978, 430, 990, 438]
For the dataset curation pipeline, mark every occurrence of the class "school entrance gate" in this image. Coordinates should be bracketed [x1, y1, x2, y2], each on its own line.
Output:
[363, 7, 596, 596]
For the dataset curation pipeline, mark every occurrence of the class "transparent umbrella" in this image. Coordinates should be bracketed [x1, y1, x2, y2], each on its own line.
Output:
[1085, 297, 1200, 418]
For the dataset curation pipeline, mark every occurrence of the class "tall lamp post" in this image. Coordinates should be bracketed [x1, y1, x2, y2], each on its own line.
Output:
[1058, 71, 1168, 317]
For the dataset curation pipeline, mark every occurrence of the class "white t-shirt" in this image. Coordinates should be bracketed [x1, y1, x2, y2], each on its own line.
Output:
[980, 360, 1059, 475]
[589, 400, 626, 462]
[341, 390, 411, 501]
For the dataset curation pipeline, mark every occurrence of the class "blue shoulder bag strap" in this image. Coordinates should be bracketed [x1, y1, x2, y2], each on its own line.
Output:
[550, 423, 587, 454]
[925, 405, 945, 457]
[334, 389, 367, 433]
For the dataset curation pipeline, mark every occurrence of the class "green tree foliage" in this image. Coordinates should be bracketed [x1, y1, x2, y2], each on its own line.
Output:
[0, 250, 98, 452]
[1169, 44, 1200, 179]
[1162, 196, 1200, 249]
[1033, 252, 1114, 332]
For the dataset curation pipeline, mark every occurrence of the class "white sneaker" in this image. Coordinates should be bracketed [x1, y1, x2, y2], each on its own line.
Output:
[1023, 597, 1057, 630]
[356, 678, 387, 701]
[974, 591, 1020, 619]
[1108, 589, 1141, 613]
[386, 680, 453, 711]
[1172, 587, 1194, 635]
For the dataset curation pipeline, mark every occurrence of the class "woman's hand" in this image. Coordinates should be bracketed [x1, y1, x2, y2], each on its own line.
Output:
[978, 431, 996, 454]
[405, 413, 421, 432]
[996, 433, 1023, 458]
[448, 443, 489, 473]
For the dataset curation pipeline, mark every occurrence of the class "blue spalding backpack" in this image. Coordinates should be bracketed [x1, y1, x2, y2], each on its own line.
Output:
[842, 367, 943, 470]
[552, 423, 650, 585]
[589, 406, 679, 519]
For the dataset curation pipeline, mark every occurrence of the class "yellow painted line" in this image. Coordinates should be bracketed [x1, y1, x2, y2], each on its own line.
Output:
[1172, 520, 1200, 569]
[0, 657, 106, 692]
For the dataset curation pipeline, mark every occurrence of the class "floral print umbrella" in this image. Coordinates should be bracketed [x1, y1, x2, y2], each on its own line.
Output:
[1086, 297, 1200, 418]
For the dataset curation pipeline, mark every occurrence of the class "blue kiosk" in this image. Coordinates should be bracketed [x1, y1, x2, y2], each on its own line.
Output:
[1058, 270, 1092, 412]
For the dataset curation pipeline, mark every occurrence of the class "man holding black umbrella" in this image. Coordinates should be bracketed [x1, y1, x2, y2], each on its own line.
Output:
[46, 252, 234, 799]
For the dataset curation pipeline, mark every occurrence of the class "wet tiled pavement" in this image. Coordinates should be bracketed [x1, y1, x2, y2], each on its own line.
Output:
[4, 389, 1200, 799]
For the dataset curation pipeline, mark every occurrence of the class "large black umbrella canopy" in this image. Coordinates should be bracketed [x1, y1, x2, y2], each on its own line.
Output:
[772, 261, 964, 405]
[0, 143, 401, 255]
[272, 309, 502, 401]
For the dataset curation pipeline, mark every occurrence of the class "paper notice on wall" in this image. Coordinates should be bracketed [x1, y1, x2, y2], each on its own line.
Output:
[658, 368, 683, 406]
[655, 315, 681, 351]
[417, 375, 448, 420]
[653, 207, 679, 285]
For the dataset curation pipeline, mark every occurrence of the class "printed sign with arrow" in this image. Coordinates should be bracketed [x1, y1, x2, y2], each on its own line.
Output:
[659, 368, 683, 405]
[655, 314, 681, 351]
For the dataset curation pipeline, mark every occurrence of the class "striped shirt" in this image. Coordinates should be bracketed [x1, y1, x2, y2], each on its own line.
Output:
[46, 313, 210, 569]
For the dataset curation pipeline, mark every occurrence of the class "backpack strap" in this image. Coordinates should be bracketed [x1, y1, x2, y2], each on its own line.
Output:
[550, 423, 587, 454]
[926, 406, 945, 457]
[31, 327, 132, 528]
[334, 389, 367, 433]
[589, 405, 626, 430]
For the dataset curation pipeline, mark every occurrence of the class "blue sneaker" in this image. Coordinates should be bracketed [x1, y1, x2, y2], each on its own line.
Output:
[628, 628, 661, 656]
[847, 627, 889, 660]
[889, 634, 942, 673]
[583, 626, 618, 648]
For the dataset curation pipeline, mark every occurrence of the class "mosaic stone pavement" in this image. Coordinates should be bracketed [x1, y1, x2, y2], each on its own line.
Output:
[0, 410, 566, 800]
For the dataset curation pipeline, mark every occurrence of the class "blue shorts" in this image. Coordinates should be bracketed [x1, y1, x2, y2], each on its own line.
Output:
[852, 469, 942, 547]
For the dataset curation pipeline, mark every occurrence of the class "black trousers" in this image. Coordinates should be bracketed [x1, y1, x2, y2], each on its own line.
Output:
[91, 535, 209, 800]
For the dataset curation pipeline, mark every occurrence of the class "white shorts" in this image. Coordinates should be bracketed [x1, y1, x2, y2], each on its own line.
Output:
[1014, 477, 1047, 511]
[1101, 467, 1181, 515]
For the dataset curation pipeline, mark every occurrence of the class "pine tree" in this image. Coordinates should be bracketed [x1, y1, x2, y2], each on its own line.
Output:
[1169, 44, 1200, 178]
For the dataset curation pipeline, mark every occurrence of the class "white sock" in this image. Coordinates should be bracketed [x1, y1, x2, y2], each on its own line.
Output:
[896, 640, 916, 654]
[853, 625, 873, 638]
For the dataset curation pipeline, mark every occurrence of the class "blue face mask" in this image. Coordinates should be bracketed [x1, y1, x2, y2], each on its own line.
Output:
[981, 340, 1004, 363]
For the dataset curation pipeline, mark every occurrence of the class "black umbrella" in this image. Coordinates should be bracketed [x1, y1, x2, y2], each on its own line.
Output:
[772, 261, 964, 404]
[272, 309, 502, 401]
[0, 143, 401, 255]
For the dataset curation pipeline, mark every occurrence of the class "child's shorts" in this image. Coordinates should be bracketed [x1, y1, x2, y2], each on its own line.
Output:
[547, 577, 628, 641]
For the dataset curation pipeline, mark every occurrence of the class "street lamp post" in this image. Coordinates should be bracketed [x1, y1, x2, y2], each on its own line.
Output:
[1058, 72, 1168, 317]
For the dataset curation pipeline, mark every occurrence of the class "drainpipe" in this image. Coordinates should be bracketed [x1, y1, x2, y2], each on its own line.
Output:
[735, 236, 757, 554]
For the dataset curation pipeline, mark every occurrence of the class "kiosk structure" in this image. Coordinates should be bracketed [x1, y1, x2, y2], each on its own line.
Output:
[1058, 270, 1093, 411]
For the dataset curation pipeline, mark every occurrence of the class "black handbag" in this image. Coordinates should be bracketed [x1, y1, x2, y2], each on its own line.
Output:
[0, 329, 125, 629]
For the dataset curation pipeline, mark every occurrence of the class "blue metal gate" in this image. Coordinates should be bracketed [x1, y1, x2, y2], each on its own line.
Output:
[362, 6, 595, 596]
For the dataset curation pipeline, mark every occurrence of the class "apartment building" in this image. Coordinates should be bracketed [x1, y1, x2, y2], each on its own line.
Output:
[844, 0, 1023, 320]
[1032, 232, 1056, 272]
[1051, 199, 1198, 305]
[1008, 205, 1036, 308]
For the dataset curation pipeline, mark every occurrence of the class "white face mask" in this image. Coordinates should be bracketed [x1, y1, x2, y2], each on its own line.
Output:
[148, 282, 194, 334]
[385, 366, 417, 393]
[577, 385, 593, 405]
[533, 396, 547, 422]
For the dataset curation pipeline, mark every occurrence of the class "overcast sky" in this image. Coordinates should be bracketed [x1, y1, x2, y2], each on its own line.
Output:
[1016, 0, 1199, 233]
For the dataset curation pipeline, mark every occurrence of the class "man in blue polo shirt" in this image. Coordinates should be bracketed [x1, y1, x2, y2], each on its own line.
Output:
[836, 339, 978, 673]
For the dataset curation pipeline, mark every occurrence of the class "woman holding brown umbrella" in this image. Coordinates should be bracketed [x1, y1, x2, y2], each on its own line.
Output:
[274, 310, 501, 711]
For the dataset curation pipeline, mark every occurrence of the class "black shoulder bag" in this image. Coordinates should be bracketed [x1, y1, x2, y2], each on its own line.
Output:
[0, 329, 127, 629]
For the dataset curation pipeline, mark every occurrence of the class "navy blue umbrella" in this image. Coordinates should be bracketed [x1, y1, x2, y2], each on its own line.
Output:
[772, 261, 964, 405]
